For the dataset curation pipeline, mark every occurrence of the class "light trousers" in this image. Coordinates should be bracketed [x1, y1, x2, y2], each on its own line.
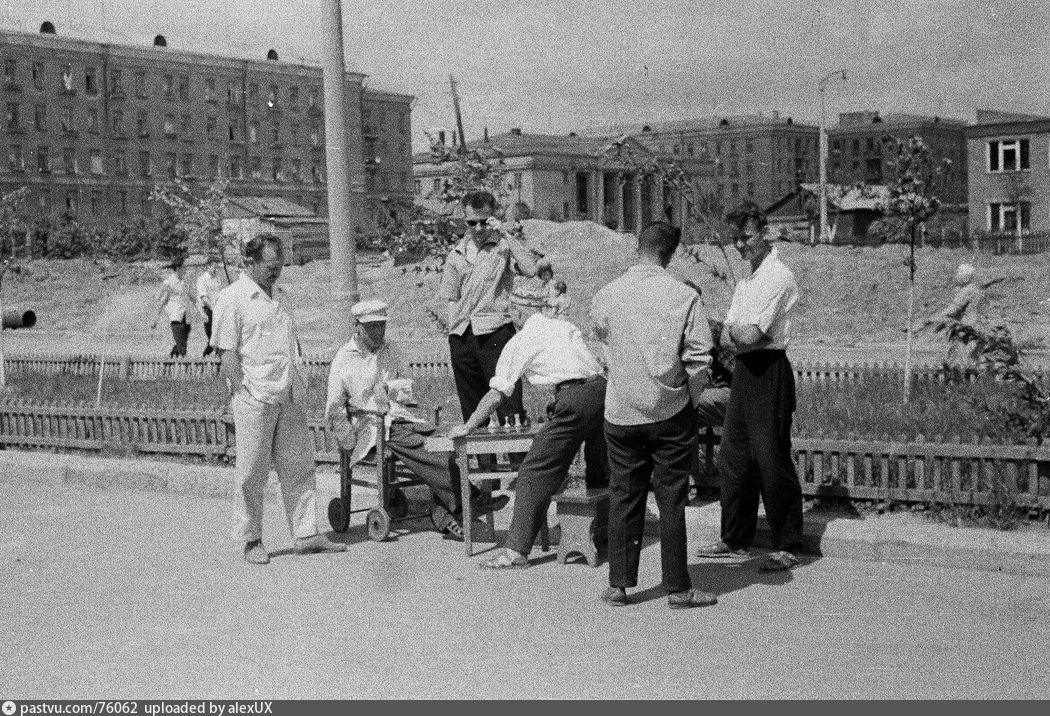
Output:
[232, 390, 318, 543]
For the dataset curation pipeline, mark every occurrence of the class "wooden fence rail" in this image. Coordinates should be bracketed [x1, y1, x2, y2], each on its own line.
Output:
[2, 402, 1047, 511]
[4, 352, 1039, 385]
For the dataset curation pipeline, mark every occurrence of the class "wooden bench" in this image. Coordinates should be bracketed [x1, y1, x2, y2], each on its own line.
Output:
[552, 486, 609, 568]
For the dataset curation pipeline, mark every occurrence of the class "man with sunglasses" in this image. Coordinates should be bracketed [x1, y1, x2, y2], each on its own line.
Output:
[439, 190, 539, 447]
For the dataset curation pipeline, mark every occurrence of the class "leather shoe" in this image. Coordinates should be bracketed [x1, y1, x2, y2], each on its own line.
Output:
[668, 589, 718, 609]
[696, 540, 749, 558]
[471, 492, 510, 516]
[244, 540, 270, 565]
[600, 586, 628, 607]
[293, 534, 348, 555]
[441, 518, 465, 542]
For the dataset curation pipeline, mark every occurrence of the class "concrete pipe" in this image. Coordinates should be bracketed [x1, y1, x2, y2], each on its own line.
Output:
[2, 308, 37, 329]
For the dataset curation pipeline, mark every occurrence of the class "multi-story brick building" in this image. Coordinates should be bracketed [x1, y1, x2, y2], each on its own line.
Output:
[0, 23, 413, 230]
[582, 113, 821, 212]
[412, 128, 713, 232]
[828, 111, 968, 205]
[965, 110, 1050, 235]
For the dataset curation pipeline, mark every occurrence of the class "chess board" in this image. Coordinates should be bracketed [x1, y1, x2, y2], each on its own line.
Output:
[423, 417, 545, 454]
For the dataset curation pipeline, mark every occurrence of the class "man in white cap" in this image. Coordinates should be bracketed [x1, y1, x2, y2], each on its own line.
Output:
[211, 233, 346, 565]
[325, 299, 509, 540]
[697, 208, 803, 572]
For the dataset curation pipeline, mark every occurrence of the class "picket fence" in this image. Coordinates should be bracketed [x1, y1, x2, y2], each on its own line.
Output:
[1, 400, 1047, 511]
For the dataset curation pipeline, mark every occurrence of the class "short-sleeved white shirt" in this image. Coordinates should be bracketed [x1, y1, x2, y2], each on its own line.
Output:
[160, 273, 191, 322]
[196, 271, 223, 311]
[724, 252, 799, 351]
[489, 313, 602, 396]
[211, 274, 306, 404]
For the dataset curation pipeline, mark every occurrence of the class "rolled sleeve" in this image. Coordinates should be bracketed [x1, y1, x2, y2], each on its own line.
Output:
[681, 297, 714, 375]
[438, 256, 461, 301]
[210, 293, 239, 351]
[488, 330, 535, 396]
[753, 279, 797, 335]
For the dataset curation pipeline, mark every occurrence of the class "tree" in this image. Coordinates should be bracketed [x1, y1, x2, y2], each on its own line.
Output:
[150, 178, 236, 280]
[876, 136, 950, 402]
[0, 187, 30, 387]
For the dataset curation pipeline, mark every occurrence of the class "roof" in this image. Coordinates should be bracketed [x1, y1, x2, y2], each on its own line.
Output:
[413, 131, 693, 167]
[578, 113, 816, 137]
[800, 183, 890, 211]
[225, 196, 315, 218]
[965, 110, 1050, 138]
[835, 111, 968, 130]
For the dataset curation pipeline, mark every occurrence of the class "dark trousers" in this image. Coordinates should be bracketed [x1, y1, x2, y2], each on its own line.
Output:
[385, 421, 472, 515]
[169, 320, 190, 358]
[505, 376, 608, 556]
[717, 350, 803, 552]
[201, 305, 214, 357]
[448, 323, 524, 424]
[605, 405, 696, 593]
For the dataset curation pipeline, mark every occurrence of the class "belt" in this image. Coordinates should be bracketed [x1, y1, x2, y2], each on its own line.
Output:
[555, 374, 601, 390]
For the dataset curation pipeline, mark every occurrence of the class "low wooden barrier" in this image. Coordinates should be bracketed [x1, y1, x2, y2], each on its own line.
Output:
[1, 400, 1047, 512]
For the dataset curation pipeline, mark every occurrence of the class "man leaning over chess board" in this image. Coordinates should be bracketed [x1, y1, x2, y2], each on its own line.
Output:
[446, 296, 609, 569]
[325, 300, 509, 541]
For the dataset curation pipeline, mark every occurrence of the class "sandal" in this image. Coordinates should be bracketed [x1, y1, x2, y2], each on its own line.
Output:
[758, 550, 800, 572]
[479, 550, 529, 570]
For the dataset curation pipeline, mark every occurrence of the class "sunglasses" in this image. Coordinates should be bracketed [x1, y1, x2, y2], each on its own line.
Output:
[465, 219, 490, 228]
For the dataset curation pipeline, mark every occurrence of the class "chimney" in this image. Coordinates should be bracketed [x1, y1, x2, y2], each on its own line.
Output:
[772, 110, 780, 120]
[40, 21, 56, 34]
[510, 127, 522, 136]
[154, 34, 167, 47]
[437, 129, 446, 146]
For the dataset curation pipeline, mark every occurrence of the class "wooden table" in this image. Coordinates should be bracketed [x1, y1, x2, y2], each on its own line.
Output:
[425, 424, 542, 556]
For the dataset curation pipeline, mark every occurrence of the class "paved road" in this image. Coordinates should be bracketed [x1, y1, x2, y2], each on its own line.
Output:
[3, 476, 1048, 699]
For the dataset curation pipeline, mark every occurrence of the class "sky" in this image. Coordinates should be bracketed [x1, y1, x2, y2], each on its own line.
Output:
[5, 0, 1050, 151]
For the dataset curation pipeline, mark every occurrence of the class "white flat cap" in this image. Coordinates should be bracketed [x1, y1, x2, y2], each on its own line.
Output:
[351, 299, 389, 323]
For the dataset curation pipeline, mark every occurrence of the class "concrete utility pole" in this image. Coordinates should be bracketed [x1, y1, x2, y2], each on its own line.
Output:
[321, 0, 361, 318]
[818, 69, 847, 244]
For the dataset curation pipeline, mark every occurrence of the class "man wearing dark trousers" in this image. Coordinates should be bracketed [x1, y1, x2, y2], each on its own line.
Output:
[440, 190, 538, 450]
[591, 221, 718, 610]
[446, 304, 608, 569]
[697, 210, 803, 571]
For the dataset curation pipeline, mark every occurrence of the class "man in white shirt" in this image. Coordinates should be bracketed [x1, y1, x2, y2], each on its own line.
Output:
[152, 257, 192, 358]
[697, 211, 803, 571]
[446, 304, 608, 569]
[196, 257, 224, 358]
[211, 234, 346, 565]
[325, 300, 508, 541]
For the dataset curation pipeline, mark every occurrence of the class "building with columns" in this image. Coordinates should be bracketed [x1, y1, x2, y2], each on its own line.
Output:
[412, 128, 713, 232]
[0, 23, 413, 231]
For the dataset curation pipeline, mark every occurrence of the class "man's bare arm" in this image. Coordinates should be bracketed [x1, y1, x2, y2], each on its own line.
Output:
[216, 348, 243, 396]
[727, 323, 772, 352]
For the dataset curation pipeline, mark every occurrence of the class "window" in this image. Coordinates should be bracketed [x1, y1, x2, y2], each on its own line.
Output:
[206, 116, 217, 140]
[249, 156, 261, 179]
[64, 193, 77, 216]
[134, 71, 147, 98]
[271, 121, 280, 146]
[267, 85, 278, 109]
[310, 162, 322, 182]
[109, 69, 123, 96]
[288, 86, 299, 111]
[227, 80, 243, 106]
[228, 117, 241, 142]
[8, 145, 23, 170]
[988, 202, 1031, 232]
[688, 144, 694, 157]
[91, 190, 103, 217]
[163, 74, 175, 100]
[248, 121, 259, 144]
[290, 122, 299, 146]
[204, 78, 216, 103]
[179, 154, 192, 177]
[309, 124, 320, 147]
[851, 138, 860, 154]
[432, 178, 440, 193]
[230, 154, 242, 179]
[414, 179, 421, 195]
[729, 142, 737, 154]
[562, 170, 569, 184]
[32, 62, 44, 89]
[987, 139, 1030, 172]
[139, 151, 151, 176]
[308, 88, 319, 109]
[116, 190, 127, 215]
[5, 102, 19, 131]
[36, 145, 49, 172]
[164, 152, 176, 177]
[180, 114, 191, 135]
[33, 105, 45, 131]
[731, 183, 739, 196]
[60, 107, 74, 133]
[745, 140, 754, 154]
[87, 108, 99, 133]
[164, 114, 176, 137]
[89, 149, 103, 174]
[62, 147, 77, 174]
[745, 163, 754, 175]
[4, 59, 15, 85]
[290, 157, 301, 181]
[84, 67, 98, 95]
[271, 156, 282, 180]
[137, 111, 149, 137]
[208, 154, 219, 177]
[563, 201, 570, 219]
[113, 154, 128, 176]
[746, 182, 755, 197]
[866, 137, 875, 153]
[178, 75, 189, 101]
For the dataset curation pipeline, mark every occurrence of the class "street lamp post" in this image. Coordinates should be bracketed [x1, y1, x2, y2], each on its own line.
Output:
[818, 69, 847, 244]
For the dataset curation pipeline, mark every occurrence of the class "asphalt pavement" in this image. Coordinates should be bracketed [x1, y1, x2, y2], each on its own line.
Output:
[2, 473, 1049, 699]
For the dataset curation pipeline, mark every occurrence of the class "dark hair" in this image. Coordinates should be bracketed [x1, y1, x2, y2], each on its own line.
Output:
[724, 201, 768, 232]
[461, 190, 497, 211]
[637, 221, 682, 263]
[244, 233, 284, 264]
